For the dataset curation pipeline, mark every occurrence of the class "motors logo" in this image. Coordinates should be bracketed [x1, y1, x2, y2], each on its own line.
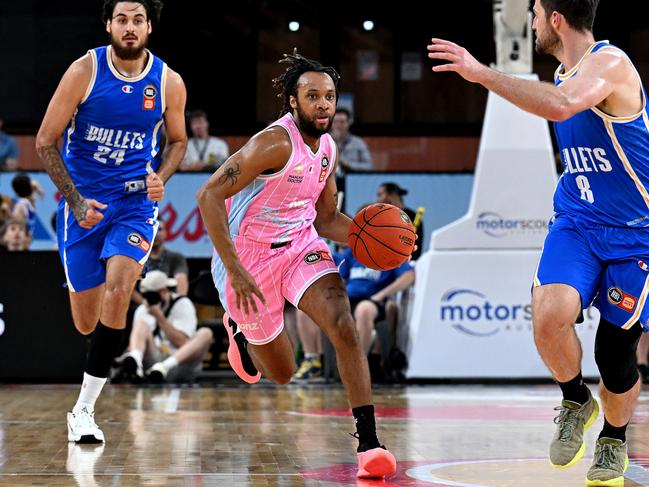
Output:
[440, 288, 532, 337]
[476, 212, 548, 238]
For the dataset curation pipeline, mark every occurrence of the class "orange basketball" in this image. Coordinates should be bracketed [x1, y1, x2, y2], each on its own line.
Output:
[348, 203, 416, 271]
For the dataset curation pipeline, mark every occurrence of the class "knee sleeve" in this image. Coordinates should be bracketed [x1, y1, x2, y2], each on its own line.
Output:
[594, 317, 642, 394]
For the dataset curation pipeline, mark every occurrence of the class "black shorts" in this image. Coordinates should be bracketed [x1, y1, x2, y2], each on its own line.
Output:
[349, 298, 386, 322]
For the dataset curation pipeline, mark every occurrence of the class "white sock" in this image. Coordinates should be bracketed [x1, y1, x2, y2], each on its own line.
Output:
[73, 373, 107, 413]
[305, 353, 319, 360]
[161, 356, 178, 372]
[129, 349, 144, 367]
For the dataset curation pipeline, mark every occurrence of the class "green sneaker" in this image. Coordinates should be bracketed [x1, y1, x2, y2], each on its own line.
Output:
[550, 387, 599, 468]
[293, 357, 322, 381]
[585, 437, 628, 486]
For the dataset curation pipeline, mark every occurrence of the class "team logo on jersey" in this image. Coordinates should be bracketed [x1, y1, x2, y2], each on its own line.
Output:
[142, 85, 157, 110]
[127, 233, 150, 252]
[122, 85, 133, 94]
[608, 286, 637, 312]
[294, 164, 304, 173]
[319, 155, 330, 182]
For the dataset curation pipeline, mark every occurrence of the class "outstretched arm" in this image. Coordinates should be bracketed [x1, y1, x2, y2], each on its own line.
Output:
[35, 54, 106, 229]
[427, 38, 627, 122]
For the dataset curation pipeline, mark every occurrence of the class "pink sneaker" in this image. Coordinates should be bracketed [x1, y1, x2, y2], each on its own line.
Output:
[356, 447, 397, 479]
[223, 313, 261, 384]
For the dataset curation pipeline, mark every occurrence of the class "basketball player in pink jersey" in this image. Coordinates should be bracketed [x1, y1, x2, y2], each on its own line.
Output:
[196, 51, 396, 479]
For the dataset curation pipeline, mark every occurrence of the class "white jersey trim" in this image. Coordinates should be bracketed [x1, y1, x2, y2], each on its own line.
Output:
[106, 45, 154, 82]
[80, 50, 97, 105]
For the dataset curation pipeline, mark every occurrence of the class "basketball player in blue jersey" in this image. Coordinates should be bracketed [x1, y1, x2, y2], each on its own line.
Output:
[35, 0, 187, 444]
[428, 1, 647, 484]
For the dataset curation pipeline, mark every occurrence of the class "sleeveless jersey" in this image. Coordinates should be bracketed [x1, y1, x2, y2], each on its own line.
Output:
[553, 41, 649, 227]
[225, 113, 337, 243]
[62, 45, 167, 202]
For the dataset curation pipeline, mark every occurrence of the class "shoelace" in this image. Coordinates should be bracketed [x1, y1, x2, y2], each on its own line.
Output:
[553, 406, 582, 442]
[593, 443, 620, 470]
[75, 408, 98, 429]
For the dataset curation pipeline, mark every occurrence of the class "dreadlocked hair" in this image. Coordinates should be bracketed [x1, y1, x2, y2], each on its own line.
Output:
[272, 48, 340, 116]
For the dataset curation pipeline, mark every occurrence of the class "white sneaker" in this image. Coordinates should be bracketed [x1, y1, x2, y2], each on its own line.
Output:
[146, 362, 168, 384]
[121, 353, 144, 381]
[67, 407, 105, 443]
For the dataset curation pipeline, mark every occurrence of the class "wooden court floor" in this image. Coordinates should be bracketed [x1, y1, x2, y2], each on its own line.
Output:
[2, 383, 649, 486]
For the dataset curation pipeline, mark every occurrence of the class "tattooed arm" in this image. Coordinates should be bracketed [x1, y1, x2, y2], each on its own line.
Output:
[314, 146, 352, 244]
[36, 54, 107, 229]
[196, 127, 290, 314]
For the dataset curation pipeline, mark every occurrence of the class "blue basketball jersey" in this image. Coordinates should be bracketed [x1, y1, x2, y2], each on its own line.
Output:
[553, 41, 649, 227]
[62, 46, 167, 202]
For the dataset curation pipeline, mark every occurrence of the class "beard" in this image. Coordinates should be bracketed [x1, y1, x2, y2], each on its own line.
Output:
[110, 34, 148, 61]
[294, 102, 333, 138]
[534, 26, 560, 55]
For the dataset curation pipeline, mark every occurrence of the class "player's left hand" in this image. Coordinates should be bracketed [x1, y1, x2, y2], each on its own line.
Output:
[427, 38, 487, 84]
[146, 172, 165, 201]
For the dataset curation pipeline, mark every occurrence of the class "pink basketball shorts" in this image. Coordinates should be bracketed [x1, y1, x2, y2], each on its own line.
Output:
[212, 236, 338, 345]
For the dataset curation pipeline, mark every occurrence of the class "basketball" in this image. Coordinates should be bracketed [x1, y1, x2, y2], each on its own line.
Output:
[348, 203, 417, 271]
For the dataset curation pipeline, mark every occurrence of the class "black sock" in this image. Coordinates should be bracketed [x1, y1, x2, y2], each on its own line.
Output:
[599, 417, 628, 443]
[352, 404, 381, 452]
[558, 372, 589, 405]
[86, 322, 125, 378]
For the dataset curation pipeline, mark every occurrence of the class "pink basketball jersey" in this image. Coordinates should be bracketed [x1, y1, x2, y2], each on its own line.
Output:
[225, 113, 336, 243]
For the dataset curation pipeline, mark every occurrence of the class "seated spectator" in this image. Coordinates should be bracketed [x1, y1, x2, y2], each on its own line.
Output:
[339, 245, 415, 356]
[11, 173, 40, 238]
[293, 310, 323, 381]
[118, 270, 214, 383]
[0, 218, 29, 252]
[0, 118, 19, 171]
[180, 110, 229, 172]
[331, 107, 374, 176]
[377, 182, 424, 260]
[132, 219, 189, 305]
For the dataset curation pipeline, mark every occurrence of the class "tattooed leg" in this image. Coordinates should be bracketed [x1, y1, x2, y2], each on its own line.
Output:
[298, 273, 373, 408]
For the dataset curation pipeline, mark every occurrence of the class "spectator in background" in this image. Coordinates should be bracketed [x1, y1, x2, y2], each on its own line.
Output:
[0, 118, 19, 171]
[331, 108, 374, 176]
[11, 173, 40, 238]
[0, 218, 29, 252]
[118, 270, 213, 383]
[180, 110, 229, 172]
[377, 182, 424, 260]
[132, 219, 189, 305]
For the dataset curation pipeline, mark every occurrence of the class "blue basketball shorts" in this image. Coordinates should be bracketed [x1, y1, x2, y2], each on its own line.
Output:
[56, 194, 159, 292]
[534, 213, 649, 331]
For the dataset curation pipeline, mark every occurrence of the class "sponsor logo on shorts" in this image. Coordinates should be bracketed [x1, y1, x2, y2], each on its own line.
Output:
[303, 250, 332, 265]
[287, 174, 304, 184]
[238, 322, 259, 331]
[305, 252, 322, 265]
[128, 233, 150, 252]
[639, 261, 649, 272]
[608, 286, 637, 312]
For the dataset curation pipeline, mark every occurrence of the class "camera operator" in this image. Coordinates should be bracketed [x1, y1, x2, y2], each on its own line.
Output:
[118, 270, 213, 383]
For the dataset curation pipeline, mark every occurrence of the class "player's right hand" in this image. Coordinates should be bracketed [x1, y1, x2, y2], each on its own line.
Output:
[74, 199, 107, 229]
[228, 266, 267, 316]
